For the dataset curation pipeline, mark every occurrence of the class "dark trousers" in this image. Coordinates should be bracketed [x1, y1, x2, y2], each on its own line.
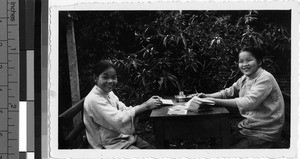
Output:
[230, 124, 277, 149]
[230, 132, 277, 148]
[127, 136, 156, 149]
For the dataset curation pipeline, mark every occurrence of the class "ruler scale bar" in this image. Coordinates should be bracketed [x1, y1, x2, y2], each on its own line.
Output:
[0, 0, 8, 158]
[1, 0, 19, 159]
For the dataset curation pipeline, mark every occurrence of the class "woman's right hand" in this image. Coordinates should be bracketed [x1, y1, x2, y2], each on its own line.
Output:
[144, 96, 162, 110]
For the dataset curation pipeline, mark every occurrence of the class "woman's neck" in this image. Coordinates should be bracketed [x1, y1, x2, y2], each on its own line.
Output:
[95, 85, 110, 96]
[247, 67, 263, 79]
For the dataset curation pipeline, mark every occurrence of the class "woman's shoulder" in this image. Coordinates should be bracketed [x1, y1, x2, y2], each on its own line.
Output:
[254, 69, 280, 89]
[259, 69, 276, 81]
[235, 74, 247, 84]
[108, 91, 119, 100]
[85, 89, 107, 106]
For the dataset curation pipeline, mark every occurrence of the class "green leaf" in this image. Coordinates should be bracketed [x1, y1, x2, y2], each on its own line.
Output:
[132, 60, 137, 69]
[210, 39, 215, 48]
[142, 76, 146, 86]
[163, 36, 168, 47]
[180, 33, 187, 50]
[176, 36, 181, 45]
[158, 77, 164, 86]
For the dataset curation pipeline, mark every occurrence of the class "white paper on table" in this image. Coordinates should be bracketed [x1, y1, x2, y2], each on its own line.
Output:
[185, 96, 215, 107]
[185, 97, 194, 107]
[169, 105, 187, 111]
[185, 98, 199, 112]
[161, 99, 174, 105]
[185, 96, 215, 112]
[167, 105, 187, 115]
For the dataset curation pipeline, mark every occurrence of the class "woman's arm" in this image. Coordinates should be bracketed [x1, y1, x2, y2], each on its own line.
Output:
[200, 77, 244, 99]
[208, 98, 238, 108]
[134, 103, 149, 115]
[134, 96, 162, 115]
[235, 75, 273, 111]
[200, 92, 223, 99]
[87, 96, 136, 134]
[207, 75, 274, 110]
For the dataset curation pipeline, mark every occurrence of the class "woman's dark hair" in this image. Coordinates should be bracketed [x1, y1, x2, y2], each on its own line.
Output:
[93, 60, 116, 76]
[240, 46, 265, 63]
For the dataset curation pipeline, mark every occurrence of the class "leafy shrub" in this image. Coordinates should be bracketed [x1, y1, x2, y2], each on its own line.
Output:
[71, 11, 290, 105]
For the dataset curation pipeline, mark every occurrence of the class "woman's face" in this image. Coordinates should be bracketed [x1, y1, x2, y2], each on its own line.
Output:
[96, 67, 118, 94]
[238, 51, 261, 77]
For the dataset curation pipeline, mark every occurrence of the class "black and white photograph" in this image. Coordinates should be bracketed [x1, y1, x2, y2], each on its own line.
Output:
[48, 1, 298, 158]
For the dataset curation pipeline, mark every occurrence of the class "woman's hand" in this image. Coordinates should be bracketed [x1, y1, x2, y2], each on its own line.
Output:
[135, 96, 162, 115]
[198, 92, 223, 99]
[197, 93, 207, 98]
[144, 96, 162, 110]
[186, 96, 204, 112]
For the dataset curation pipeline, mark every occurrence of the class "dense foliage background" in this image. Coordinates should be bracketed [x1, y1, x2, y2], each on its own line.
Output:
[59, 10, 290, 113]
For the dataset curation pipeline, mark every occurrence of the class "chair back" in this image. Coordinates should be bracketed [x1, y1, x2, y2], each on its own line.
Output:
[59, 98, 89, 149]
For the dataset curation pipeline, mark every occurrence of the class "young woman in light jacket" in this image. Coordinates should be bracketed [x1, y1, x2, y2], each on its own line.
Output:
[196, 47, 285, 148]
[84, 60, 162, 149]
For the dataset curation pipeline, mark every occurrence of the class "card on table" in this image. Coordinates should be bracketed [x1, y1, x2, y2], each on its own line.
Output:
[161, 99, 174, 105]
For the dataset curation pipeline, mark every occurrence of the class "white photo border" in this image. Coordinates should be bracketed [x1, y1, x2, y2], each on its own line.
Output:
[48, 0, 299, 158]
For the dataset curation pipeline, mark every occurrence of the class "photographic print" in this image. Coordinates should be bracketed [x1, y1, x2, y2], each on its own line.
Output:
[48, 1, 298, 158]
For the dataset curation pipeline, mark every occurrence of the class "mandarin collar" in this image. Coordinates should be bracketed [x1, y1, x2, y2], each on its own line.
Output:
[94, 85, 110, 97]
[246, 67, 264, 80]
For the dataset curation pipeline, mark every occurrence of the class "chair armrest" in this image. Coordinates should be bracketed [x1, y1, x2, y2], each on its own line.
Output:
[59, 98, 85, 121]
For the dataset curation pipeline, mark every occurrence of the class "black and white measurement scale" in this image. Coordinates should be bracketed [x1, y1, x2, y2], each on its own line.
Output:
[0, 0, 19, 158]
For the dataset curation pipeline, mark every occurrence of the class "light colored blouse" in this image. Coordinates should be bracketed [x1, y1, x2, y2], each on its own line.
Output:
[83, 85, 137, 149]
[220, 68, 285, 141]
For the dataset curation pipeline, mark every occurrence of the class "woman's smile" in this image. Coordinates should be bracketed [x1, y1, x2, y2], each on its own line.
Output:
[238, 51, 260, 77]
[105, 84, 114, 89]
[96, 67, 118, 94]
[242, 67, 251, 72]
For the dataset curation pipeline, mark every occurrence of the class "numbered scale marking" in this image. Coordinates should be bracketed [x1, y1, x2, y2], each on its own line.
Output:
[0, 0, 19, 159]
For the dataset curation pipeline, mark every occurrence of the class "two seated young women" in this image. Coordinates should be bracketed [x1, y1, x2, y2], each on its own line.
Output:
[83, 47, 284, 149]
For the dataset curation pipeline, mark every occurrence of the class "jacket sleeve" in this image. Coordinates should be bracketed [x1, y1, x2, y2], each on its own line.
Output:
[220, 76, 244, 99]
[87, 95, 136, 135]
[235, 75, 273, 111]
